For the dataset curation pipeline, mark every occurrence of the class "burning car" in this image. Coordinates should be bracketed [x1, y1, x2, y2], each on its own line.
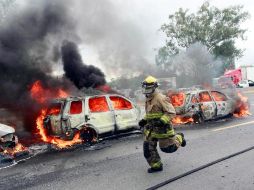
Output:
[0, 123, 28, 162]
[43, 94, 141, 144]
[0, 123, 18, 152]
[169, 89, 240, 124]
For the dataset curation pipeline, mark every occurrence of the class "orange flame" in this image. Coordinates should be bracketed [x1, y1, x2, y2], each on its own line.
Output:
[3, 143, 28, 156]
[36, 109, 48, 142]
[30, 80, 82, 149]
[211, 91, 226, 101]
[169, 92, 185, 107]
[89, 97, 110, 112]
[172, 116, 194, 125]
[96, 85, 111, 93]
[47, 107, 61, 116]
[30, 80, 68, 104]
[199, 92, 212, 102]
[233, 92, 251, 118]
[36, 108, 82, 149]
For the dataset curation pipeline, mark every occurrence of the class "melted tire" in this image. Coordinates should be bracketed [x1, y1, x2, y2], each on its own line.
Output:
[80, 128, 97, 145]
[193, 113, 204, 124]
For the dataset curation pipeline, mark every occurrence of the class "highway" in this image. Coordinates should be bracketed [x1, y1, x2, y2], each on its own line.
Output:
[0, 87, 253, 190]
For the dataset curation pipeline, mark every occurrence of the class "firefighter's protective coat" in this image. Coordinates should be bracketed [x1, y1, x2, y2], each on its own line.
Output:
[143, 90, 183, 169]
[145, 91, 176, 123]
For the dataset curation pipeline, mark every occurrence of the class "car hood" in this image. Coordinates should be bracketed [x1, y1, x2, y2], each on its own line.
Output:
[0, 123, 15, 137]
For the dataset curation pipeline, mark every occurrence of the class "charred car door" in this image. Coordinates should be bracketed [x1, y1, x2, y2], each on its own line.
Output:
[109, 95, 139, 131]
[87, 96, 115, 134]
[198, 91, 217, 120]
[44, 101, 64, 136]
[211, 91, 231, 117]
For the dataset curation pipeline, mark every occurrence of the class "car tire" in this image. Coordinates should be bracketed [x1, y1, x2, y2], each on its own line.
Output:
[193, 113, 204, 124]
[80, 127, 98, 145]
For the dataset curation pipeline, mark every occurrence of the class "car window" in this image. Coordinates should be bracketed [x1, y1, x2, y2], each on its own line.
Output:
[199, 92, 212, 102]
[89, 97, 110, 112]
[191, 95, 198, 103]
[169, 92, 186, 107]
[211, 91, 227, 101]
[109, 96, 133, 110]
[70, 101, 83, 114]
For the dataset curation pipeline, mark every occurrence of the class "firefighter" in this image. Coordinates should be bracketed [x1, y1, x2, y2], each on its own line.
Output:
[139, 76, 186, 173]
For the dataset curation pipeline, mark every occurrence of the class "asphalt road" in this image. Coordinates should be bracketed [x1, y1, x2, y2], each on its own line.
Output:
[0, 87, 254, 190]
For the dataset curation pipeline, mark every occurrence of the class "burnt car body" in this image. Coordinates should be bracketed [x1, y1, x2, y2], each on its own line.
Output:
[43, 94, 141, 142]
[169, 89, 236, 123]
[0, 123, 18, 151]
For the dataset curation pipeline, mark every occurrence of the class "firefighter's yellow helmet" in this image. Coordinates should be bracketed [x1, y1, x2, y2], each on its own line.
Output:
[142, 76, 158, 95]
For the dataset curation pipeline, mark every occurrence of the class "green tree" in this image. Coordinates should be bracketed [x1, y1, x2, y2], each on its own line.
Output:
[157, 1, 250, 70]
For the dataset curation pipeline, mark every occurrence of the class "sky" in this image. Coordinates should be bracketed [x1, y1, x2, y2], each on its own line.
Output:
[80, 0, 254, 78]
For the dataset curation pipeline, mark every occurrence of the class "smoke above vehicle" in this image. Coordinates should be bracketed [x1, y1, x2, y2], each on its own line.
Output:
[0, 0, 107, 132]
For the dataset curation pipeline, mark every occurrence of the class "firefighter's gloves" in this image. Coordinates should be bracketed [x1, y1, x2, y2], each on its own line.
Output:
[154, 119, 165, 128]
[139, 119, 147, 128]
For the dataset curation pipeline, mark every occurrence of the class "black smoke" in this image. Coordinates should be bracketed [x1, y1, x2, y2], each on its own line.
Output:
[61, 41, 106, 89]
[0, 1, 76, 132]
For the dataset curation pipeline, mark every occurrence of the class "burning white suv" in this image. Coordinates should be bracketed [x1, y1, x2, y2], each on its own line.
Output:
[43, 94, 141, 142]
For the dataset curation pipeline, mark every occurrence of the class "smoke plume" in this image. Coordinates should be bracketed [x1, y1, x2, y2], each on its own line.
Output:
[0, 0, 170, 133]
[73, 0, 163, 77]
[0, 0, 77, 131]
[171, 43, 224, 88]
[61, 41, 106, 89]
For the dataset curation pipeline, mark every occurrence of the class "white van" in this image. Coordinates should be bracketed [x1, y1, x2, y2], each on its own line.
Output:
[43, 94, 141, 143]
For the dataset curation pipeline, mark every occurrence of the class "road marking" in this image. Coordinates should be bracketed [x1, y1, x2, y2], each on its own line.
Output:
[213, 120, 254, 132]
[244, 90, 254, 94]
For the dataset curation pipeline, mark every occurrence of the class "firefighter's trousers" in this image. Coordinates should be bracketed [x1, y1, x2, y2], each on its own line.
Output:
[143, 127, 183, 169]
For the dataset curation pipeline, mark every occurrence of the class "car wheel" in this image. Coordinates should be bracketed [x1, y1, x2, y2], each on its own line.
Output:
[80, 127, 98, 145]
[193, 113, 204, 124]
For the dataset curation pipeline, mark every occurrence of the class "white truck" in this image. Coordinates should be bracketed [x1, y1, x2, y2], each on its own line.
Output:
[237, 66, 254, 88]
[241, 65, 254, 81]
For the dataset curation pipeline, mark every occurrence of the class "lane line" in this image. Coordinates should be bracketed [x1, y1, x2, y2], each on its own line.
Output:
[243, 90, 254, 94]
[212, 120, 254, 132]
